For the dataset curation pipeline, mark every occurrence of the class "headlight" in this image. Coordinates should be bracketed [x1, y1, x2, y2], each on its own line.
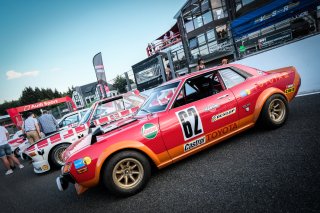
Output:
[62, 162, 72, 173]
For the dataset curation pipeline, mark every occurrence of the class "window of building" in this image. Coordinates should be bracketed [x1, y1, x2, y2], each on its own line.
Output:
[202, 10, 213, 25]
[201, 0, 210, 12]
[206, 29, 215, 42]
[235, 0, 256, 11]
[193, 15, 204, 29]
[210, 0, 227, 20]
[189, 37, 198, 49]
[197, 34, 206, 45]
[191, 48, 200, 59]
[185, 20, 195, 33]
[199, 44, 209, 56]
[208, 41, 218, 53]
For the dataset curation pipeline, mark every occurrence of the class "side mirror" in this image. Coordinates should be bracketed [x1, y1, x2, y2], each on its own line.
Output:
[89, 121, 96, 128]
[91, 127, 103, 144]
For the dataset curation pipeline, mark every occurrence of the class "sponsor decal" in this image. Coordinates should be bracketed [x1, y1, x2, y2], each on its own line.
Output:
[286, 84, 294, 88]
[240, 89, 251, 97]
[285, 87, 295, 94]
[74, 159, 86, 169]
[242, 103, 251, 112]
[83, 157, 92, 165]
[176, 106, 204, 141]
[141, 123, 158, 139]
[204, 104, 220, 112]
[42, 165, 49, 171]
[206, 123, 238, 141]
[184, 137, 206, 152]
[211, 108, 236, 122]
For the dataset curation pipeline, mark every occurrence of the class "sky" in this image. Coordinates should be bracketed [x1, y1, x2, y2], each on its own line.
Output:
[0, 0, 186, 104]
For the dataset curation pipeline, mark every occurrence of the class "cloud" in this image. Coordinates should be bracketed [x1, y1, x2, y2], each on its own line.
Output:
[6, 70, 39, 80]
[50, 67, 61, 72]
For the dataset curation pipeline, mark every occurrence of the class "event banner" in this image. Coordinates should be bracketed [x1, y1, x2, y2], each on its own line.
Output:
[93, 52, 109, 98]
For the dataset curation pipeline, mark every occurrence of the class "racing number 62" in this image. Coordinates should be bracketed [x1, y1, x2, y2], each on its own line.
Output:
[176, 106, 203, 140]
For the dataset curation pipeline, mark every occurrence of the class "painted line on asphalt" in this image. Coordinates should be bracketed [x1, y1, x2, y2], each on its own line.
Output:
[297, 91, 320, 97]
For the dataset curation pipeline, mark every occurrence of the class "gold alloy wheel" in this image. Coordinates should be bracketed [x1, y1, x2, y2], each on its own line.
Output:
[112, 158, 144, 190]
[268, 98, 286, 124]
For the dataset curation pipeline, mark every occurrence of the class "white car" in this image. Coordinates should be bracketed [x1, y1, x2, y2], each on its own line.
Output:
[7, 130, 30, 157]
[23, 91, 146, 174]
[58, 108, 88, 131]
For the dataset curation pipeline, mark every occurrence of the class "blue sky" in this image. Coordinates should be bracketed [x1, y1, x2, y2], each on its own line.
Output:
[0, 0, 186, 103]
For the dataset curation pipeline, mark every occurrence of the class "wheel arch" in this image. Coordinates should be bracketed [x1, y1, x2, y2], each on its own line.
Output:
[253, 87, 288, 122]
[48, 142, 72, 165]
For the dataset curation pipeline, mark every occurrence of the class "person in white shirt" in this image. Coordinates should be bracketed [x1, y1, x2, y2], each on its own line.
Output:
[0, 124, 24, 175]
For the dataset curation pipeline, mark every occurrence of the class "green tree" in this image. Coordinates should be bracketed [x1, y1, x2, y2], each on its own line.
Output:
[113, 75, 134, 93]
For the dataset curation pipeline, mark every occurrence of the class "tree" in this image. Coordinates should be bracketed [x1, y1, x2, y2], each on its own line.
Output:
[113, 75, 134, 93]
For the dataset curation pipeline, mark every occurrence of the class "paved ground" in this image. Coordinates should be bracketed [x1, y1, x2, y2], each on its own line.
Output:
[0, 94, 319, 213]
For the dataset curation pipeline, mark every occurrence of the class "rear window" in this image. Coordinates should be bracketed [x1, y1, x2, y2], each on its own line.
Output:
[219, 68, 246, 88]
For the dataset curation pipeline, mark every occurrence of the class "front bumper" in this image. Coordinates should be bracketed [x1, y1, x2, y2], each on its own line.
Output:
[32, 160, 51, 173]
[56, 173, 88, 194]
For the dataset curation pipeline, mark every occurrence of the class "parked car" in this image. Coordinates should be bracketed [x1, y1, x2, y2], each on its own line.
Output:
[7, 130, 29, 158]
[23, 91, 145, 174]
[58, 108, 88, 131]
[56, 64, 301, 196]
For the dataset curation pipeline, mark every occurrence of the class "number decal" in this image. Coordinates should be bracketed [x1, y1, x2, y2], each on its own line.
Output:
[176, 106, 203, 141]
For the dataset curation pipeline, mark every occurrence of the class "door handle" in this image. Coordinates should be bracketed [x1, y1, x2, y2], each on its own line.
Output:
[217, 94, 229, 100]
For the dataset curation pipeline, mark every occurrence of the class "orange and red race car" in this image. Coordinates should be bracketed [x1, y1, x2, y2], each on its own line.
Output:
[56, 64, 301, 196]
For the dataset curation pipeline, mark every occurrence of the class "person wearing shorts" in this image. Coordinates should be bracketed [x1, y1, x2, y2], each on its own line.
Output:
[0, 124, 24, 175]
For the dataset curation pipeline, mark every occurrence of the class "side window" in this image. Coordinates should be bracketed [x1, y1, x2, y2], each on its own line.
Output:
[94, 99, 125, 119]
[219, 68, 246, 89]
[61, 114, 79, 127]
[173, 72, 224, 108]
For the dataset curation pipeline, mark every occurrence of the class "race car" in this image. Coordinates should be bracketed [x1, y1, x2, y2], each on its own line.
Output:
[23, 91, 145, 173]
[7, 130, 30, 158]
[58, 108, 88, 131]
[56, 64, 301, 196]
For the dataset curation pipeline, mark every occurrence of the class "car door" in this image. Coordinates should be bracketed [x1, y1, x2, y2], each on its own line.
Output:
[158, 71, 239, 162]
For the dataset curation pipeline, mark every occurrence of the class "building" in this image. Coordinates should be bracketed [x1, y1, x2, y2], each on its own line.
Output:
[173, 0, 319, 69]
[72, 82, 117, 109]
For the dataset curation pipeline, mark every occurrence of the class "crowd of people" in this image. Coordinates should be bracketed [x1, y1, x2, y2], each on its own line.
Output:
[0, 110, 60, 175]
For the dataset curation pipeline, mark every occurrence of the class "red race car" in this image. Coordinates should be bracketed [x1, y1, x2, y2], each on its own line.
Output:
[56, 64, 301, 196]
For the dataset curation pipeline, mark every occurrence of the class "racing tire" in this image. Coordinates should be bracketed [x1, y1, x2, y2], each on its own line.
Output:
[260, 94, 288, 129]
[49, 143, 70, 168]
[102, 151, 151, 197]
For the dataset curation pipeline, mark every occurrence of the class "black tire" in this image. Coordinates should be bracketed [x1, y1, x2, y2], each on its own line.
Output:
[102, 151, 151, 197]
[259, 94, 289, 129]
[49, 143, 70, 168]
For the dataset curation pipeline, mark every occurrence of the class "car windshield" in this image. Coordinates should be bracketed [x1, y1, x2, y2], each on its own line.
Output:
[136, 82, 180, 115]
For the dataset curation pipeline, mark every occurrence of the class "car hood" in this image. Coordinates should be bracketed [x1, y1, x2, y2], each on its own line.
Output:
[62, 116, 142, 161]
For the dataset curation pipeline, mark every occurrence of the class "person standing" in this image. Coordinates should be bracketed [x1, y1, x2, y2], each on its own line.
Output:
[165, 64, 172, 81]
[22, 112, 41, 144]
[0, 124, 24, 175]
[38, 110, 59, 137]
[196, 59, 206, 71]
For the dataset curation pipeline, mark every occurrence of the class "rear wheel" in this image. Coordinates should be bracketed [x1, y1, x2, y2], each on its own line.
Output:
[50, 143, 70, 168]
[260, 94, 288, 129]
[101, 151, 151, 197]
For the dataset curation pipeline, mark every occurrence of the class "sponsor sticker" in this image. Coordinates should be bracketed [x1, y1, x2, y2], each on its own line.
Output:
[83, 157, 92, 165]
[242, 103, 251, 112]
[204, 104, 220, 112]
[240, 89, 251, 97]
[184, 136, 206, 152]
[74, 159, 86, 169]
[206, 123, 238, 141]
[285, 87, 295, 94]
[42, 165, 49, 171]
[211, 108, 236, 122]
[141, 123, 158, 139]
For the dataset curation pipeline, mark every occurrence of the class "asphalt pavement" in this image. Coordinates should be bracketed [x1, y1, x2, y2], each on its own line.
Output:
[1, 93, 319, 213]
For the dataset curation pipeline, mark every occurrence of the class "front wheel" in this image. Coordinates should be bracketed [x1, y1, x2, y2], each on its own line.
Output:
[260, 94, 288, 129]
[101, 151, 151, 197]
[49, 143, 70, 168]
